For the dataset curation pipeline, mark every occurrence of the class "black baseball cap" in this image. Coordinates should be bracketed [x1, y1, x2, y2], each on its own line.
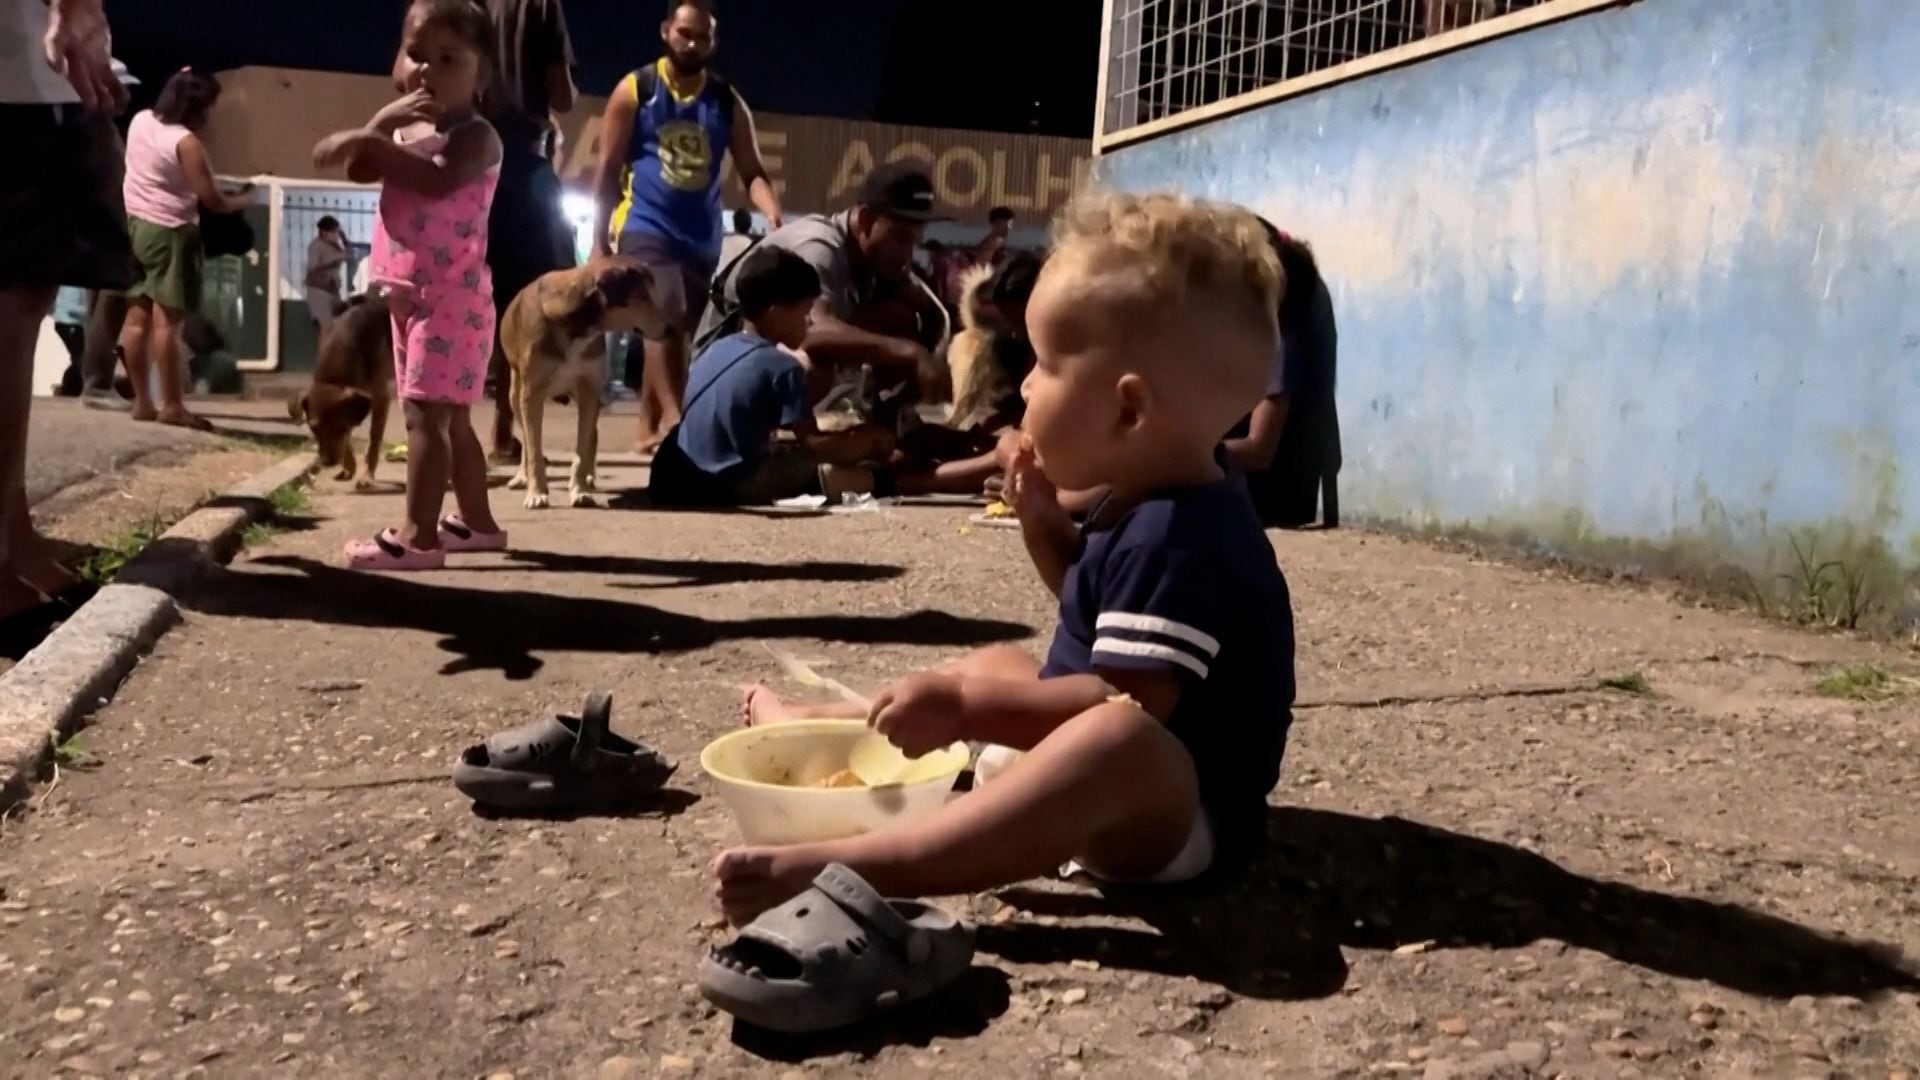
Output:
[735, 245, 822, 318]
[859, 163, 949, 223]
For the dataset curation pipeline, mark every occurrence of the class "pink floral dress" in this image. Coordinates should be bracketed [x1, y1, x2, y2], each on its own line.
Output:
[368, 119, 500, 406]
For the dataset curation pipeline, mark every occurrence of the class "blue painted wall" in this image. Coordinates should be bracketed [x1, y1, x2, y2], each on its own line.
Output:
[1102, 0, 1920, 574]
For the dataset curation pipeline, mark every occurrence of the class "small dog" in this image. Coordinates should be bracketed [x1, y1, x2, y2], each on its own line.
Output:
[290, 293, 393, 489]
[945, 254, 1040, 432]
[501, 257, 666, 509]
[945, 264, 1002, 429]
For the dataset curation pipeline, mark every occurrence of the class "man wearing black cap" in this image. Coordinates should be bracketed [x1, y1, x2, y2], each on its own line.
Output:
[696, 162, 949, 399]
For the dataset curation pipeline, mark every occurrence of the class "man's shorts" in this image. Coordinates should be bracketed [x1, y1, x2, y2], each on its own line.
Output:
[729, 444, 824, 505]
[613, 233, 713, 340]
[0, 105, 137, 292]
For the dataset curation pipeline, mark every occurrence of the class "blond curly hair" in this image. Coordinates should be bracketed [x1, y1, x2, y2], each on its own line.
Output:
[1045, 192, 1283, 415]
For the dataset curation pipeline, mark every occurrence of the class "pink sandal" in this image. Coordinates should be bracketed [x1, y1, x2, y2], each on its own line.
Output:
[345, 530, 447, 571]
[438, 516, 508, 553]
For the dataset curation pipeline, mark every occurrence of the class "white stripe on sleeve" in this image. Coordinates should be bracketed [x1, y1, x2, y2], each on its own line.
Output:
[1095, 612, 1221, 657]
[1092, 637, 1210, 678]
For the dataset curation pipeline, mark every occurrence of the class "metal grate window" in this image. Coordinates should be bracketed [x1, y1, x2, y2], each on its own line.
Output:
[1102, 0, 1551, 141]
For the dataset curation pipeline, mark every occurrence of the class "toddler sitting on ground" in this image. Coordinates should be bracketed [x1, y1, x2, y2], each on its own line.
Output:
[717, 190, 1297, 923]
[649, 246, 895, 507]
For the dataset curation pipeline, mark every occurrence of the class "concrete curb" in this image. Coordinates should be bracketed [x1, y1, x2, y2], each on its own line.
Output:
[0, 452, 318, 810]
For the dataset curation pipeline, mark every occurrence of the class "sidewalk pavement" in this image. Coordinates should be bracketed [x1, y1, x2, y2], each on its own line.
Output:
[25, 400, 225, 507]
[1, 423, 1918, 1077]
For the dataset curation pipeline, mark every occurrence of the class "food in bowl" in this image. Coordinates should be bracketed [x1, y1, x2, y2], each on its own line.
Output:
[700, 721, 970, 845]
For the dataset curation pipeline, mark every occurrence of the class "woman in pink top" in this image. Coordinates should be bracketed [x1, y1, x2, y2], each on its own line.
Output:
[315, 0, 507, 572]
[117, 69, 252, 430]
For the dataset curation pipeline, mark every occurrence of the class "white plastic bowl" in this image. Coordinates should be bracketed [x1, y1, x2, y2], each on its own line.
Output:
[700, 721, 969, 845]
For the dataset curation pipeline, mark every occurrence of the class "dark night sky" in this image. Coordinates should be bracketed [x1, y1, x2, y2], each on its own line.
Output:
[109, 0, 1103, 138]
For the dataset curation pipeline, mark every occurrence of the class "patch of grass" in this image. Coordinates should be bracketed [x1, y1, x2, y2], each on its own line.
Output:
[1599, 671, 1652, 695]
[268, 482, 312, 518]
[1813, 664, 1912, 701]
[73, 515, 166, 586]
[1775, 532, 1881, 630]
[221, 431, 307, 454]
[50, 734, 102, 772]
[240, 521, 284, 549]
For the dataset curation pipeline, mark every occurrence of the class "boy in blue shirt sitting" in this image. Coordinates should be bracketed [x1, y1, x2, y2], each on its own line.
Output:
[650, 247, 893, 506]
[715, 192, 1297, 923]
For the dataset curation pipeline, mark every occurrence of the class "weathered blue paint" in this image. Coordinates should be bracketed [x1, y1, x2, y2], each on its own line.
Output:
[1101, 0, 1920, 570]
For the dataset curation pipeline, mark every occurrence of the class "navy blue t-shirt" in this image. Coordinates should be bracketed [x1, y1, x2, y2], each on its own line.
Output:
[1041, 475, 1295, 849]
[669, 332, 810, 477]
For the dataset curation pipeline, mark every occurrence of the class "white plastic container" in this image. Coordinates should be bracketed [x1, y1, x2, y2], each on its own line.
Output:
[700, 721, 969, 845]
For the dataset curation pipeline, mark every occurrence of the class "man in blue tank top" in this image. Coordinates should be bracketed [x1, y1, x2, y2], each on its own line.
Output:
[591, 0, 784, 453]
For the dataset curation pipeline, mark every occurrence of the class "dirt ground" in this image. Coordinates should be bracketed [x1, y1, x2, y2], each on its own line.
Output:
[2, 429, 1919, 1079]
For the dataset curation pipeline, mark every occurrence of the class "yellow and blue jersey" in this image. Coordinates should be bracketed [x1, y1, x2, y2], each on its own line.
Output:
[610, 59, 735, 270]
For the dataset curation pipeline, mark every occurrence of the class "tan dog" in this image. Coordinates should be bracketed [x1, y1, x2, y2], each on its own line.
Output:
[290, 293, 393, 489]
[501, 257, 667, 509]
[946, 263, 1007, 430]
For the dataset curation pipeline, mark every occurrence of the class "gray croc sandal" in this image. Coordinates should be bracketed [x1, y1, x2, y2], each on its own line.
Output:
[698, 864, 975, 1034]
[453, 692, 675, 812]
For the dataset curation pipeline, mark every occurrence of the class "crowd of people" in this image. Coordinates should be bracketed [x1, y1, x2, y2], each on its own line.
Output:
[294, 0, 1321, 949]
[3, 0, 1340, 985]
[1, 0, 1341, 626]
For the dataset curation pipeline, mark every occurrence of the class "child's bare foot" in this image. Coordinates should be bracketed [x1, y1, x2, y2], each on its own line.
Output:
[740, 685, 868, 727]
[712, 846, 834, 926]
[741, 685, 808, 727]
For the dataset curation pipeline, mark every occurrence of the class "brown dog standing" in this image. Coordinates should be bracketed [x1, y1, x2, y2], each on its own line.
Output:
[291, 293, 394, 489]
[501, 256, 666, 508]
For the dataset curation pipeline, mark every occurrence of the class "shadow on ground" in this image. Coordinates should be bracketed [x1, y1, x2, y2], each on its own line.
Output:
[185, 556, 1032, 680]
[468, 788, 701, 822]
[727, 965, 1012, 1062]
[457, 549, 909, 590]
[980, 808, 1920, 1002]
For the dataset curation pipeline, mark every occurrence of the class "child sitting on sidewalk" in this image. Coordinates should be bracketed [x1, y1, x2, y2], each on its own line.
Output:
[716, 191, 1297, 924]
[650, 246, 894, 507]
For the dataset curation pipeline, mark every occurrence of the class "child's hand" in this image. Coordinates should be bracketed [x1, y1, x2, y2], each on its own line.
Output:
[371, 89, 437, 134]
[1004, 437, 1061, 522]
[867, 673, 967, 758]
[313, 130, 372, 169]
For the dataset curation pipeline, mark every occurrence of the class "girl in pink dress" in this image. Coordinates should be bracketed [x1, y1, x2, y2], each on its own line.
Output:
[314, 0, 508, 571]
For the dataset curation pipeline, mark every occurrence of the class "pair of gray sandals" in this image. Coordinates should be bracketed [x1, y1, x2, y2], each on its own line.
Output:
[455, 694, 975, 1033]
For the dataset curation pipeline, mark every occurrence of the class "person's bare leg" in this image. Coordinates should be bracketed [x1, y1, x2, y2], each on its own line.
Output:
[892, 450, 1006, 497]
[447, 406, 501, 534]
[712, 700, 1200, 925]
[632, 335, 661, 452]
[634, 334, 687, 454]
[399, 401, 452, 551]
[739, 685, 867, 727]
[80, 291, 129, 401]
[943, 644, 1043, 682]
[150, 304, 204, 429]
[0, 287, 60, 615]
[741, 646, 1040, 728]
[118, 299, 156, 421]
